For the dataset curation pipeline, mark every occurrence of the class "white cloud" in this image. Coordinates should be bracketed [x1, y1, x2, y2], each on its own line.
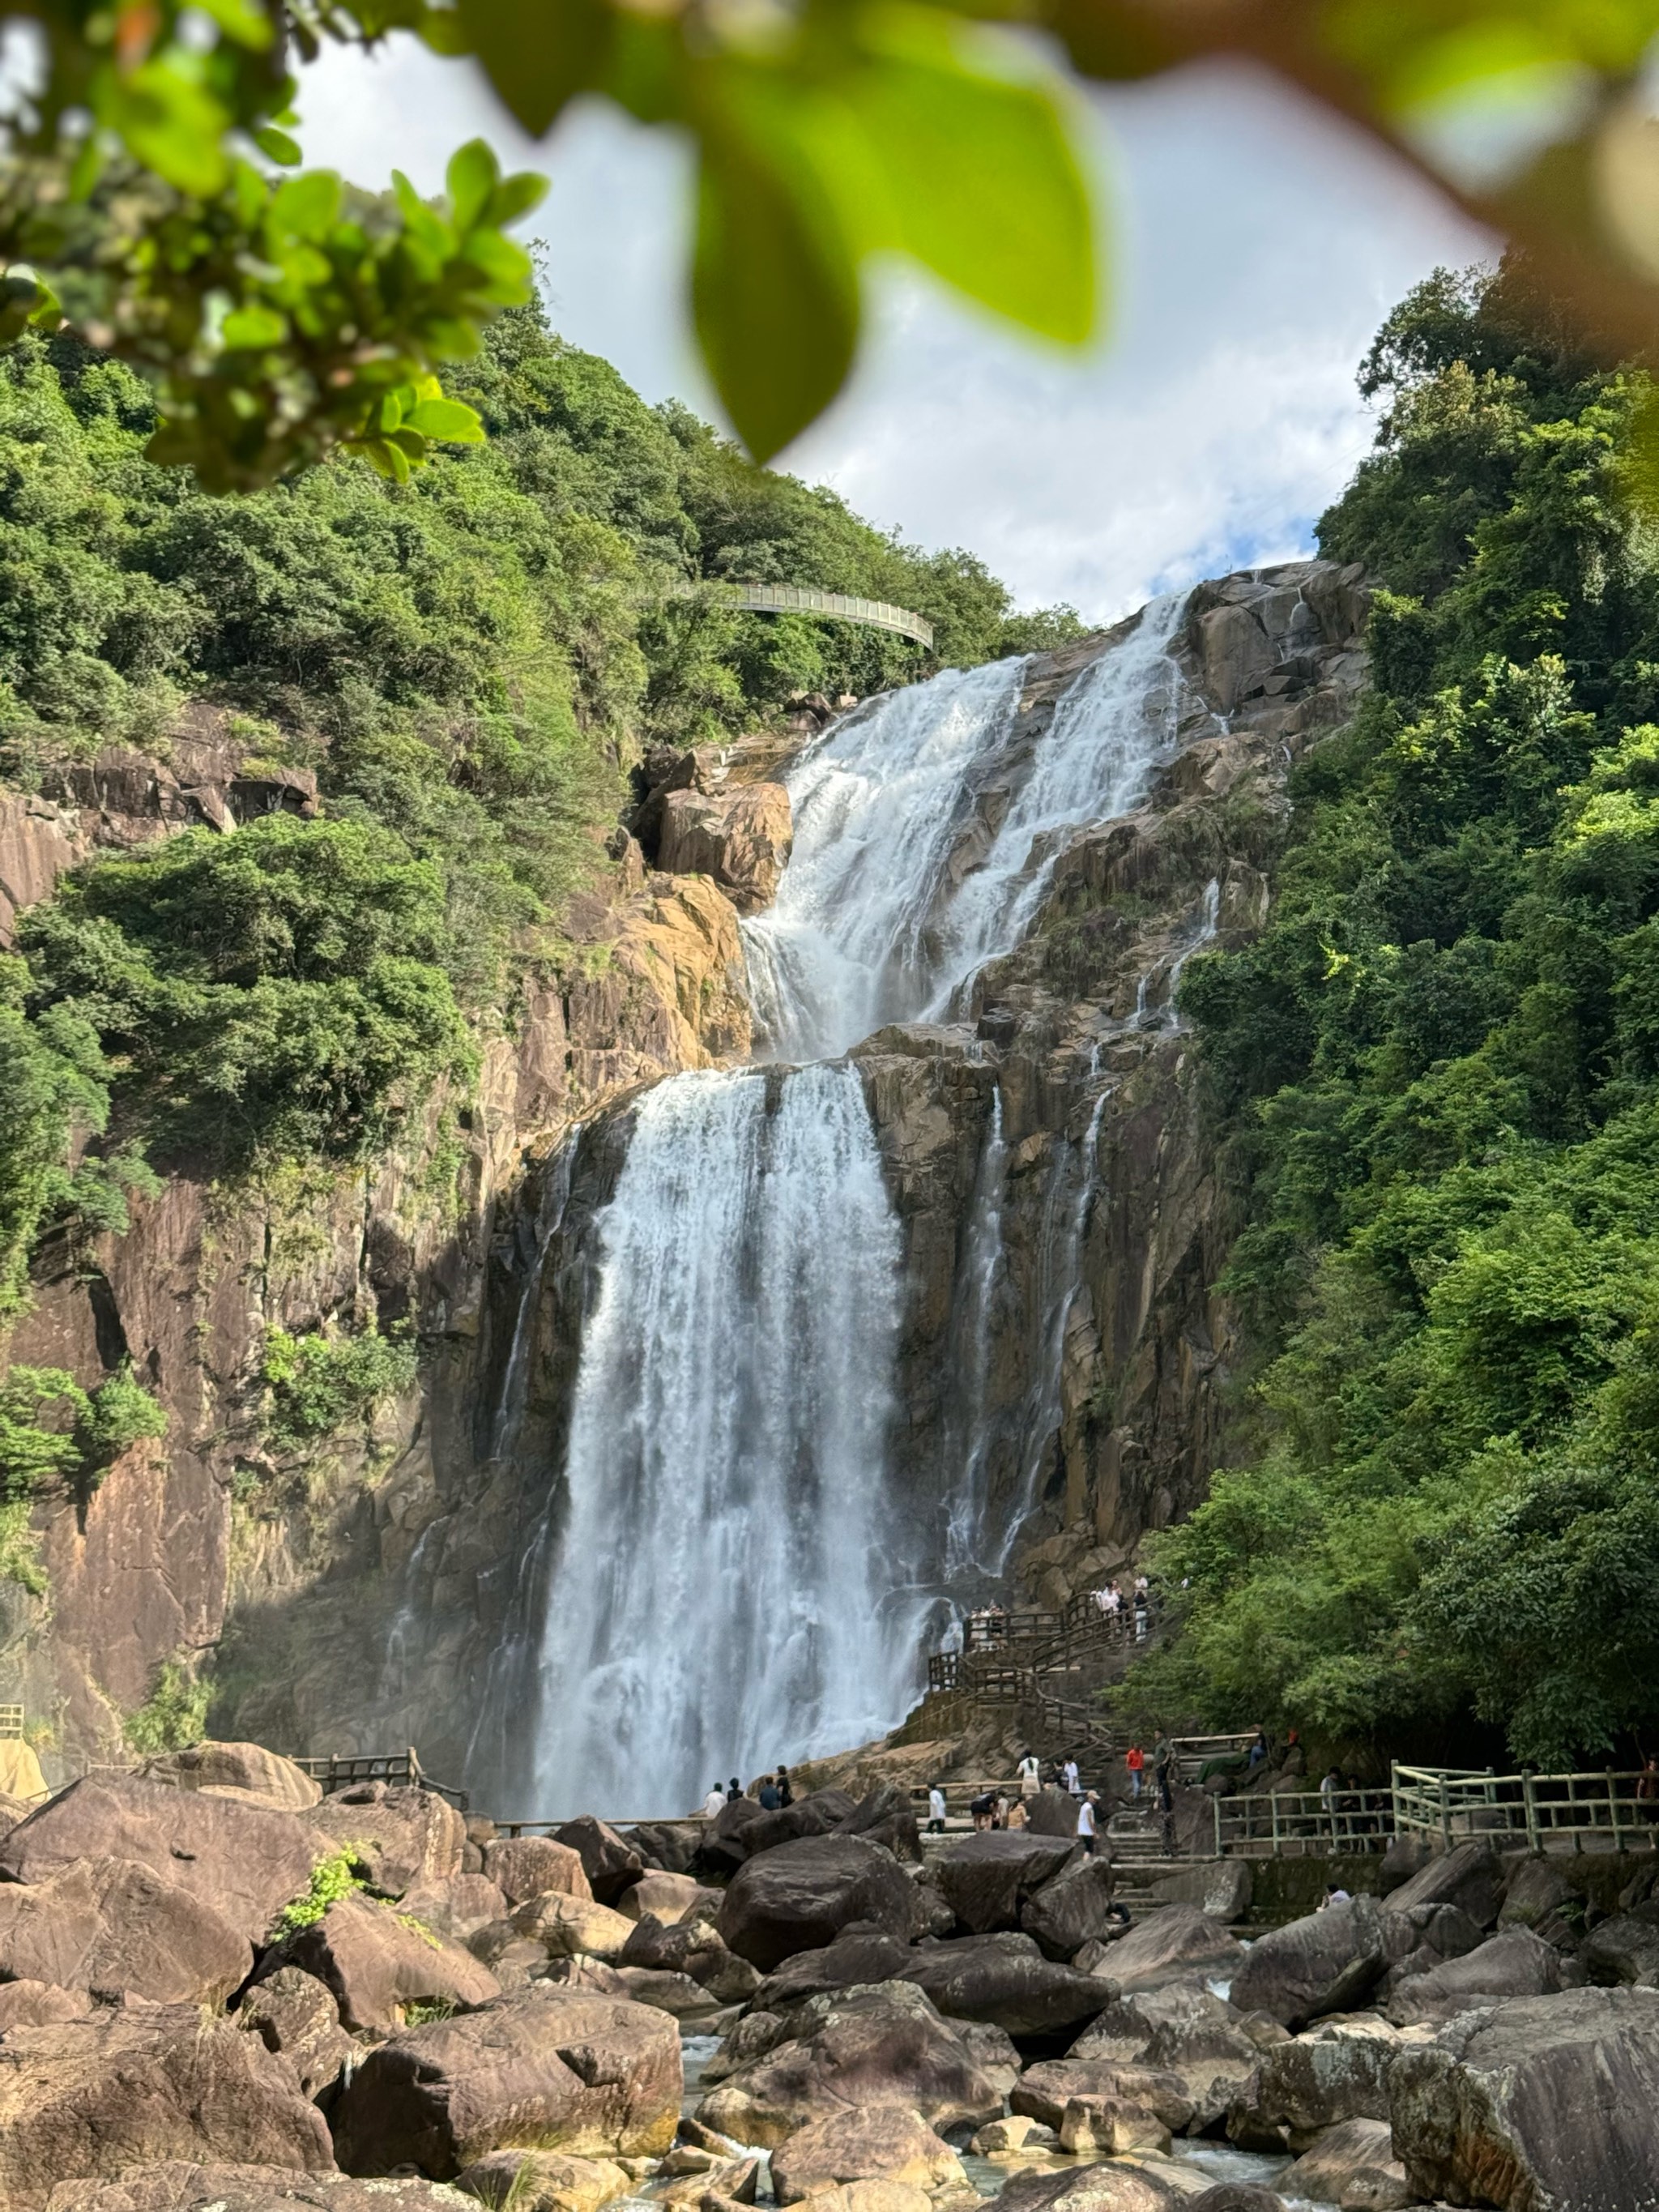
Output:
[293, 43, 1489, 622]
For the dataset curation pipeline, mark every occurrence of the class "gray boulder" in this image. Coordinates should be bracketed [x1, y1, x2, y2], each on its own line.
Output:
[1070, 1985, 1261, 2130]
[930, 1833, 1078, 1934]
[551, 1817, 646, 1906]
[1228, 2022, 1397, 2151]
[1390, 1986, 1659, 2210]
[901, 1932, 1114, 2036]
[1012, 2057, 1195, 2133]
[1097, 1905, 1243, 1993]
[1229, 1898, 1392, 2029]
[717, 1837, 922, 1971]
[1387, 1925, 1581, 2023]
[1283, 2118, 1394, 2205]
[1583, 1901, 1659, 1988]
[1498, 1857, 1581, 1941]
[1380, 1840, 1503, 1931]
[1020, 1858, 1124, 1959]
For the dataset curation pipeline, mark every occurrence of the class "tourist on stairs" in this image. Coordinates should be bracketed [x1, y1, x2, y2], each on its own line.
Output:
[927, 1784, 947, 1834]
[1017, 1749, 1041, 1798]
[1125, 1743, 1145, 1799]
[1077, 1791, 1099, 1855]
[1062, 1755, 1081, 1796]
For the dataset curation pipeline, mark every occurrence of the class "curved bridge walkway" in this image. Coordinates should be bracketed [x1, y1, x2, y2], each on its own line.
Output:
[723, 583, 935, 649]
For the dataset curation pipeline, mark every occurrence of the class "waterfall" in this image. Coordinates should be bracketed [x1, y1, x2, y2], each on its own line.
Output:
[526, 1064, 917, 1819]
[743, 657, 1028, 1061]
[508, 594, 1196, 1813]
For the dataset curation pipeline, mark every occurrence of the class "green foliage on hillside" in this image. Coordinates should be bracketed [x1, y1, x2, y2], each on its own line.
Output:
[0, 295, 1073, 1248]
[1132, 262, 1659, 1768]
[260, 1323, 420, 1452]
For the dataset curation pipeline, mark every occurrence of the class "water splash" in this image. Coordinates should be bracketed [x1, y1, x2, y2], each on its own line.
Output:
[526, 1063, 921, 1817]
[944, 1087, 1008, 1578]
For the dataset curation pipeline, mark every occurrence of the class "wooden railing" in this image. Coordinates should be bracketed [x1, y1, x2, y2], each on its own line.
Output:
[1392, 1762, 1659, 1854]
[289, 1747, 470, 1811]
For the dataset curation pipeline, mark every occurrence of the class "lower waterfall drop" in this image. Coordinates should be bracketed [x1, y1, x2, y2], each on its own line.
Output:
[527, 1061, 919, 1818]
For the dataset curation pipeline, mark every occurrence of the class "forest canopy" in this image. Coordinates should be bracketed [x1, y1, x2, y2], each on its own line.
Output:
[1130, 261, 1659, 1770]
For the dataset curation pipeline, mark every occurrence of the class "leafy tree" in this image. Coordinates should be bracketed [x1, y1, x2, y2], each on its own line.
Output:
[260, 1324, 420, 1450]
[1126, 263, 1659, 1766]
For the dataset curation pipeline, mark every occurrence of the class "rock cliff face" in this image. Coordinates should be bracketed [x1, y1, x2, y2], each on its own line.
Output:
[0, 563, 1367, 1789]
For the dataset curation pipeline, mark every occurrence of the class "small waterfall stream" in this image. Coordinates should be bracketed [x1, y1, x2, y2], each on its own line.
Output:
[510, 596, 1194, 1814]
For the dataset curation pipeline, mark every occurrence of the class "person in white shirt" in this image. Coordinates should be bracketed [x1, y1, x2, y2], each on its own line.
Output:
[1061, 1757, 1081, 1796]
[702, 1783, 725, 1818]
[1017, 1751, 1041, 1797]
[1077, 1791, 1099, 1855]
[927, 1786, 947, 1834]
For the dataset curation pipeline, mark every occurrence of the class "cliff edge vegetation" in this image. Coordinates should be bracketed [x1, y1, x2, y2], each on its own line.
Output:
[1131, 263, 1659, 1768]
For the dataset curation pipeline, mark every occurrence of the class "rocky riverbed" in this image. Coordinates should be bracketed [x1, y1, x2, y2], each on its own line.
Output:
[0, 1739, 1653, 2211]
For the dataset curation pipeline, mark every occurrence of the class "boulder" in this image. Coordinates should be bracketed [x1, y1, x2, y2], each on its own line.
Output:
[1024, 1788, 1084, 1840]
[611, 1966, 718, 2017]
[1186, 2192, 1286, 2212]
[971, 2116, 1050, 2152]
[308, 1784, 466, 1894]
[1012, 2058, 1195, 2133]
[657, 784, 793, 914]
[1388, 1925, 1580, 2022]
[1229, 1899, 1392, 2029]
[930, 1833, 1078, 1935]
[619, 1873, 715, 1926]
[770, 2107, 964, 2204]
[1284, 2119, 1395, 2206]
[617, 1915, 758, 2002]
[0, 1855, 251, 2005]
[1230, 2022, 1397, 2150]
[0, 1980, 91, 2030]
[1380, 1840, 1502, 1932]
[262, 1892, 503, 2033]
[622, 1822, 697, 1875]
[774, 2187, 928, 2212]
[1498, 1858, 1582, 1947]
[0, 1776, 318, 1947]
[1377, 1836, 1431, 1895]
[735, 1792, 859, 1860]
[483, 1837, 595, 1909]
[1389, 1987, 1659, 2209]
[697, 1982, 1013, 2147]
[1337, 2166, 1413, 2212]
[1141, 1863, 1252, 1923]
[45, 2171, 471, 2212]
[755, 1927, 914, 2010]
[717, 1837, 922, 1971]
[465, 1921, 551, 1991]
[237, 1965, 358, 2099]
[331, 1988, 682, 2179]
[1019, 1860, 1124, 1960]
[513, 1893, 638, 1962]
[1057, 2095, 1170, 2155]
[552, 1819, 646, 1907]
[1098, 1907, 1243, 1993]
[1071, 1986, 1261, 2130]
[140, 1743, 322, 1813]
[833, 1787, 921, 1866]
[1582, 1902, 1659, 1988]
[0, 2006, 333, 2207]
[901, 1932, 1114, 2037]
[655, 2153, 758, 2208]
[541, 1958, 630, 1997]
[454, 2149, 631, 2212]
[996, 2162, 1194, 2211]
[397, 1874, 511, 1940]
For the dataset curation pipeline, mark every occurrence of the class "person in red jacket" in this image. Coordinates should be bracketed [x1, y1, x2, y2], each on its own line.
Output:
[1125, 1743, 1145, 1800]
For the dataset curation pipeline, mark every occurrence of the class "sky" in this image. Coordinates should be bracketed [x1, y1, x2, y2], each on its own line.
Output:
[297, 45, 1489, 625]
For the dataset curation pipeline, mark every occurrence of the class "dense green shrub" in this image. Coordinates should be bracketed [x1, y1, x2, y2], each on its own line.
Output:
[0, 1362, 166, 1502]
[122, 1657, 211, 1755]
[260, 1323, 419, 1450]
[1127, 261, 1659, 1766]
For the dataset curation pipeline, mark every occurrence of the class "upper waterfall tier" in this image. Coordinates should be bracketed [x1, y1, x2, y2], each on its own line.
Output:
[743, 596, 1187, 1061]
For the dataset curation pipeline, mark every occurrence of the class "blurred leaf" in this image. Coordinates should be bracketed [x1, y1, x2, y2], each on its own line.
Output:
[446, 137, 498, 230]
[253, 125, 303, 164]
[220, 303, 287, 346]
[692, 117, 861, 462]
[403, 395, 485, 439]
[105, 64, 231, 196]
[458, 0, 614, 135]
[850, 7, 1096, 344]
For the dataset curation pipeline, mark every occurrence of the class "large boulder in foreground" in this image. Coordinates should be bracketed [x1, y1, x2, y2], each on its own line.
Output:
[1094, 1906, 1243, 1994]
[237, 1965, 358, 2100]
[770, 2107, 964, 2205]
[44, 2170, 471, 2212]
[931, 1834, 1077, 1936]
[1390, 1986, 1659, 2210]
[261, 1892, 502, 2032]
[0, 1777, 318, 1947]
[1229, 1898, 1389, 2029]
[139, 1743, 322, 1813]
[717, 1836, 921, 1971]
[1019, 1860, 1124, 1961]
[482, 1837, 593, 1909]
[697, 1982, 1015, 2148]
[901, 1932, 1115, 2036]
[0, 1856, 250, 2005]
[1073, 1987, 1265, 2133]
[331, 1986, 681, 2179]
[305, 1783, 465, 1894]
[0, 2008, 332, 2209]
[1230, 2020, 1397, 2151]
[552, 1818, 645, 1907]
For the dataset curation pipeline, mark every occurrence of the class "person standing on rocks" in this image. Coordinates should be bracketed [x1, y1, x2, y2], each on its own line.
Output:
[1639, 1755, 1659, 1846]
[776, 1766, 793, 1807]
[927, 1784, 947, 1834]
[1062, 1755, 1081, 1796]
[970, 1788, 996, 1831]
[1017, 1749, 1041, 1799]
[1152, 1732, 1175, 1810]
[726, 1775, 743, 1802]
[702, 1782, 725, 1817]
[757, 1774, 781, 1811]
[1077, 1791, 1099, 1856]
[1125, 1742, 1145, 1800]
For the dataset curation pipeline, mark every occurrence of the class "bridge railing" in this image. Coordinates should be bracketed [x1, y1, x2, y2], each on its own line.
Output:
[1392, 1762, 1657, 1854]
[288, 1747, 470, 1810]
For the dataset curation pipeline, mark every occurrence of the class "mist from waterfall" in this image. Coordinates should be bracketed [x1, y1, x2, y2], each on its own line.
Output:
[526, 1064, 915, 1818]
[519, 597, 1193, 1814]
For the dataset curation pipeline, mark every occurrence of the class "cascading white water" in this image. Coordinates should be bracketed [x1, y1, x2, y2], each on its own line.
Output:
[743, 657, 1028, 1061]
[519, 595, 1196, 1813]
[527, 1064, 918, 1817]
